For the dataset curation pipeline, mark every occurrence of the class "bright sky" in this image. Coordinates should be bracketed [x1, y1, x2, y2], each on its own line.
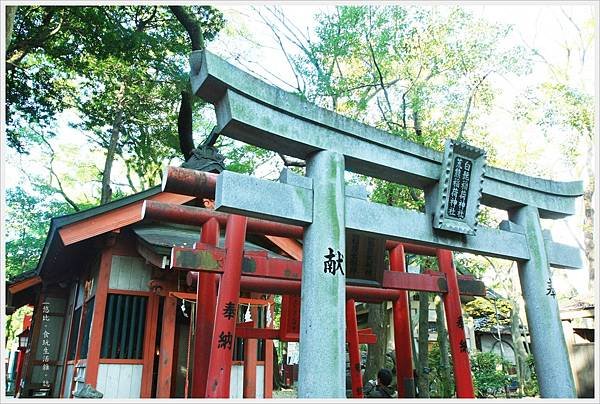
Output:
[4, 3, 597, 295]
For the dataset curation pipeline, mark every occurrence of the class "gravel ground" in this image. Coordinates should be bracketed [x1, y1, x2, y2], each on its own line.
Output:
[272, 387, 298, 399]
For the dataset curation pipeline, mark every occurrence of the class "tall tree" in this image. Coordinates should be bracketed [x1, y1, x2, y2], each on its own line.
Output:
[513, 7, 595, 292]
[6, 5, 225, 203]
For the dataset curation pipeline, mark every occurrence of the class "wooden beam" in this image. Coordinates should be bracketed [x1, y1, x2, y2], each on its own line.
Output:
[264, 340, 274, 398]
[265, 236, 303, 260]
[59, 193, 194, 246]
[85, 246, 112, 387]
[8, 276, 42, 295]
[264, 304, 274, 398]
[243, 304, 259, 398]
[157, 296, 177, 398]
[140, 293, 159, 398]
[174, 244, 486, 296]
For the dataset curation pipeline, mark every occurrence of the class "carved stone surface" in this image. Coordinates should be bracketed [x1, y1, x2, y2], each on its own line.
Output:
[73, 383, 103, 398]
[433, 139, 486, 235]
[181, 145, 225, 173]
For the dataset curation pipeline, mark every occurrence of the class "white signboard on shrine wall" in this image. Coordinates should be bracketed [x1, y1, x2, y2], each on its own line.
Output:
[286, 342, 299, 365]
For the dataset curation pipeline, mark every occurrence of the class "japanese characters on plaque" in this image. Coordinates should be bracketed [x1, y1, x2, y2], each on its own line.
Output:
[41, 301, 51, 388]
[433, 139, 486, 236]
[447, 157, 472, 220]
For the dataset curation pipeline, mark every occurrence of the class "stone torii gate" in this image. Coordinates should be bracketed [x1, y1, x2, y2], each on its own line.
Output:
[180, 50, 582, 398]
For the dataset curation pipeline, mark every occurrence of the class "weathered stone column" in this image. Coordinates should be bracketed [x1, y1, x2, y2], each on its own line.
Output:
[509, 205, 576, 398]
[298, 150, 346, 398]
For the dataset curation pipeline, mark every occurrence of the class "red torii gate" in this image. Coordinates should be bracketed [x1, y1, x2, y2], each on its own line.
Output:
[141, 167, 482, 398]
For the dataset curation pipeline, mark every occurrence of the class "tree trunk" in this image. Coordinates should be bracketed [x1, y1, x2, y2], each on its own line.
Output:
[5, 6, 17, 48]
[100, 108, 123, 204]
[169, 6, 205, 51]
[272, 341, 284, 389]
[416, 290, 430, 398]
[364, 302, 389, 384]
[434, 295, 452, 397]
[510, 300, 528, 397]
[100, 83, 125, 205]
[583, 149, 595, 291]
[413, 107, 422, 139]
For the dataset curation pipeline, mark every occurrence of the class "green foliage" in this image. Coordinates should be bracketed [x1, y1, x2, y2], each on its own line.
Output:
[514, 81, 594, 167]
[427, 342, 455, 398]
[464, 297, 513, 331]
[220, 141, 276, 176]
[7, 5, 225, 193]
[470, 351, 511, 398]
[370, 180, 424, 211]
[523, 354, 539, 397]
[4, 186, 76, 278]
[5, 306, 35, 352]
[276, 5, 531, 215]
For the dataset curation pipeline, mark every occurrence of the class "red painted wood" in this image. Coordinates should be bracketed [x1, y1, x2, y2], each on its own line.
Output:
[264, 304, 274, 398]
[84, 246, 112, 387]
[279, 295, 301, 341]
[59, 193, 194, 246]
[346, 299, 363, 398]
[14, 347, 26, 396]
[243, 304, 259, 398]
[437, 249, 475, 398]
[144, 200, 303, 239]
[192, 218, 220, 398]
[172, 244, 303, 281]
[390, 244, 415, 398]
[140, 293, 159, 398]
[177, 245, 482, 297]
[157, 296, 177, 398]
[205, 215, 248, 398]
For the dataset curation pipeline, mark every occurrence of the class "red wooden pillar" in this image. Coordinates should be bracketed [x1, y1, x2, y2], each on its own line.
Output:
[157, 296, 177, 398]
[346, 299, 363, 398]
[140, 293, 159, 397]
[263, 304, 274, 398]
[192, 218, 220, 398]
[243, 303, 259, 398]
[205, 214, 248, 398]
[14, 347, 26, 396]
[437, 249, 475, 398]
[85, 245, 112, 387]
[390, 244, 415, 397]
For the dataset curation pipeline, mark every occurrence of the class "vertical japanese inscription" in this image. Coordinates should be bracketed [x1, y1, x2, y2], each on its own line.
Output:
[433, 139, 486, 235]
[217, 331, 233, 350]
[41, 301, 51, 388]
[546, 277, 556, 298]
[222, 301, 236, 320]
[447, 157, 472, 220]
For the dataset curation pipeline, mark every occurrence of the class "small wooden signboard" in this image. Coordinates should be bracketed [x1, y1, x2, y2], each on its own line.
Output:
[345, 232, 386, 286]
[280, 294, 301, 341]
